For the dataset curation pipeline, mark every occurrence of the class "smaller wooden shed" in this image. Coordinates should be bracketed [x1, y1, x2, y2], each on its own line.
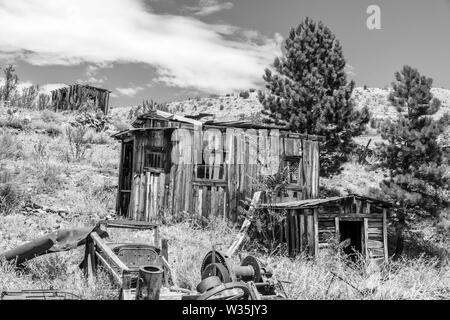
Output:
[260, 194, 391, 263]
[51, 84, 111, 114]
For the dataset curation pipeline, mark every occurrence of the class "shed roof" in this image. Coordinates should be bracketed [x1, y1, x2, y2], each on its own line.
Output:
[259, 194, 392, 209]
[50, 83, 112, 93]
[130, 110, 325, 140]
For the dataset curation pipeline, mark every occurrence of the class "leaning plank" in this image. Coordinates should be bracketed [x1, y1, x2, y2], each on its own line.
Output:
[226, 191, 262, 256]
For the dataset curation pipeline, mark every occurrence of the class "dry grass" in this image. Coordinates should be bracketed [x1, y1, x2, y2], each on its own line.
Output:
[1, 104, 449, 300]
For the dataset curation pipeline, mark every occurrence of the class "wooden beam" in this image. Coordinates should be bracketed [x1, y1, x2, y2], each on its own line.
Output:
[91, 233, 130, 273]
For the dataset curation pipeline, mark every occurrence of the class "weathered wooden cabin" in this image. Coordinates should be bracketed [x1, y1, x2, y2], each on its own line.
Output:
[51, 84, 111, 114]
[113, 110, 323, 222]
[259, 194, 391, 263]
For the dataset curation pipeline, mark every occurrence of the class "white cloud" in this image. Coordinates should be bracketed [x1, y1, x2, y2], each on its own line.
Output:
[116, 86, 145, 97]
[185, 0, 234, 16]
[0, 0, 281, 94]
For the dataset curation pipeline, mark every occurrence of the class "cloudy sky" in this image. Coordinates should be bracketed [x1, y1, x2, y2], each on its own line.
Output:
[0, 0, 449, 107]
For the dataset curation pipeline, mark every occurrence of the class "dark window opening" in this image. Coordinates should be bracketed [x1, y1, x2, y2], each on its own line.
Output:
[195, 148, 226, 181]
[144, 147, 169, 173]
[285, 156, 301, 184]
[339, 221, 363, 260]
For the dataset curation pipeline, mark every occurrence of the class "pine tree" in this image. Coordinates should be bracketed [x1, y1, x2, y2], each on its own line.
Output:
[258, 17, 369, 176]
[376, 65, 449, 258]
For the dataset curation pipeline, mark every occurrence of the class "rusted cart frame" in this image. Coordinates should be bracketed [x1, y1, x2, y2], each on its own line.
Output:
[84, 220, 172, 300]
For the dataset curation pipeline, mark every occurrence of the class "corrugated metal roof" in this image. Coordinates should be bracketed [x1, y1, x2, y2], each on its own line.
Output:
[259, 194, 392, 209]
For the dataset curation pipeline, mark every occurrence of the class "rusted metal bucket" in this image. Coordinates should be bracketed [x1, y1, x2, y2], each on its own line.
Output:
[135, 265, 163, 300]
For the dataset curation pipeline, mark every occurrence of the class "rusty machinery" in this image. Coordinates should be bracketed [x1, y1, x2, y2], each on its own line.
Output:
[194, 249, 288, 300]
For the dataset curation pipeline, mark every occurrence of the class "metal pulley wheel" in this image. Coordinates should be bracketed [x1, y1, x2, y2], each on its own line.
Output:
[201, 263, 232, 283]
[196, 276, 223, 294]
[200, 250, 234, 281]
[240, 255, 262, 282]
[196, 282, 256, 300]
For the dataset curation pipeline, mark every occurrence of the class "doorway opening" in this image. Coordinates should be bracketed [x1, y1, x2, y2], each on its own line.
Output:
[119, 141, 134, 216]
[339, 220, 363, 259]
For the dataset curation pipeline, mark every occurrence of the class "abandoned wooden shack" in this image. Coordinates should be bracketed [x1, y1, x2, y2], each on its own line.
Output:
[259, 194, 391, 263]
[51, 84, 111, 114]
[113, 110, 324, 223]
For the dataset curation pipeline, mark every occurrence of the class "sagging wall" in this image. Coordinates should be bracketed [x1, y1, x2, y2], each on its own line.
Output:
[51, 84, 110, 114]
[120, 127, 320, 223]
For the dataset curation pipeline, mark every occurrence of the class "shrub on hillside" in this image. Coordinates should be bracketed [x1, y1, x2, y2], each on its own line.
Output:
[239, 91, 250, 99]
[83, 129, 111, 145]
[74, 110, 111, 132]
[0, 183, 23, 215]
[0, 131, 24, 160]
[65, 125, 91, 161]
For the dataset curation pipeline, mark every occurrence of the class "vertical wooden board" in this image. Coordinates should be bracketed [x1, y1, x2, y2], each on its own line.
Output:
[311, 141, 319, 198]
[148, 174, 153, 219]
[210, 186, 217, 217]
[222, 189, 227, 219]
[224, 128, 235, 166]
[363, 218, 369, 259]
[294, 213, 300, 254]
[290, 210, 296, 255]
[258, 129, 268, 176]
[235, 129, 245, 193]
[127, 180, 134, 219]
[159, 173, 166, 217]
[313, 209, 319, 257]
[201, 186, 208, 219]
[299, 214, 305, 251]
[184, 165, 193, 212]
[217, 187, 223, 219]
[145, 172, 150, 222]
[193, 124, 203, 166]
[168, 166, 176, 216]
[279, 218, 284, 243]
[246, 129, 258, 193]
[153, 175, 159, 220]
[140, 173, 147, 220]
[383, 209, 388, 262]
[268, 130, 280, 175]
[302, 140, 311, 199]
[197, 188, 203, 217]
[285, 214, 291, 256]
[335, 216, 340, 239]
[306, 211, 314, 254]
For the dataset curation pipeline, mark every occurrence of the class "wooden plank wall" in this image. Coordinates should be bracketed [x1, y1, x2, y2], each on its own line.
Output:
[279, 197, 388, 262]
[51, 85, 110, 114]
[124, 127, 321, 223]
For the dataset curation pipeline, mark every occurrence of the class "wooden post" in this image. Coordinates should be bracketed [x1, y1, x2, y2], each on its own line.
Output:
[383, 208, 388, 262]
[363, 218, 369, 259]
[161, 238, 169, 262]
[313, 209, 319, 257]
[334, 216, 340, 239]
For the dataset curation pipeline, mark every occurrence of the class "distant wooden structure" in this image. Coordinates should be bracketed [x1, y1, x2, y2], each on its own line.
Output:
[259, 194, 391, 263]
[51, 84, 111, 114]
[113, 110, 324, 222]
